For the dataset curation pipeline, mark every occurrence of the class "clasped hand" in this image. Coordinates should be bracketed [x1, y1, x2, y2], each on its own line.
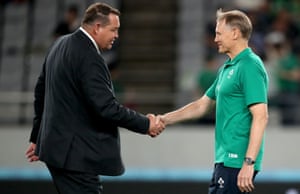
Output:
[147, 114, 166, 137]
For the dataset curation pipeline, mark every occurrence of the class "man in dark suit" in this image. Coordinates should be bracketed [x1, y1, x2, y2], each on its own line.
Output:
[25, 3, 164, 194]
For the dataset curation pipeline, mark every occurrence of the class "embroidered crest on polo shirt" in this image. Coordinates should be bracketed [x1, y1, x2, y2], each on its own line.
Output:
[218, 177, 225, 188]
[227, 69, 234, 79]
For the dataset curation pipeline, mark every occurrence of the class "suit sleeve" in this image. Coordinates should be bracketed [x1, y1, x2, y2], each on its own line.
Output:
[29, 61, 46, 143]
[80, 57, 149, 134]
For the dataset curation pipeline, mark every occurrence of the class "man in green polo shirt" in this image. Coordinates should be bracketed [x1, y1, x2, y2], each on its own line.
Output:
[156, 9, 269, 194]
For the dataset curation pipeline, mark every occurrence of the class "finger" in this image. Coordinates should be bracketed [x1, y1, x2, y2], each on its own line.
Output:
[26, 149, 37, 160]
[241, 175, 253, 192]
[148, 130, 157, 137]
[249, 178, 254, 189]
[25, 149, 31, 155]
[25, 147, 34, 155]
[28, 156, 34, 162]
[237, 177, 245, 192]
[241, 179, 253, 193]
[29, 158, 38, 162]
[32, 156, 39, 161]
[152, 130, 161, 137]
[155, 115, 161, 125]
[26, 151, 34, 158]
[239, 184, 246, 193]
[241, 178, 248, 192]
[147, 114, 155, 119]
[247, 179, 255, 192]
[149, 132, 157, 138]
[159, 120, 165, 129]
[28, 155, 39, 162]
[156, 124, 163, 131]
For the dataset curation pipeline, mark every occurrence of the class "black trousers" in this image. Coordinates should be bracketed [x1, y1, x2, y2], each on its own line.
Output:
[208, 163, 258, 194]
[47, 164, 103, 194]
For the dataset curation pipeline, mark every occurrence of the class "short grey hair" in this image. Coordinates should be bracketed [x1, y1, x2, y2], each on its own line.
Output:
[216, 9, 252, 40]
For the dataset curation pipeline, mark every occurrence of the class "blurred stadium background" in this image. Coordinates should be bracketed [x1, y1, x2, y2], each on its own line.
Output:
[0, 0, 299, 193]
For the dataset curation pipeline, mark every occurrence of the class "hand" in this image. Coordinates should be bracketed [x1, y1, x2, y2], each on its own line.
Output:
[25, 143, 39, 162]
[237, 164, 255, 192]
[155, 114, 166, 126]
[147, 114, 165, 137]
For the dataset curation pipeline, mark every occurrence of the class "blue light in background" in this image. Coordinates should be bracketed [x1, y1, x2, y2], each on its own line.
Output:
[0, 168, 300, 182]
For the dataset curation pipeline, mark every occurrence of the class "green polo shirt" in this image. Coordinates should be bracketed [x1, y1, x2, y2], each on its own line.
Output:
[206, 48, 268, 171]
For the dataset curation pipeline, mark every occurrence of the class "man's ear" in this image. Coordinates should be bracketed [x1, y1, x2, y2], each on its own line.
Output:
[94, 23, 102, 34]
[232, 27, 240, 40]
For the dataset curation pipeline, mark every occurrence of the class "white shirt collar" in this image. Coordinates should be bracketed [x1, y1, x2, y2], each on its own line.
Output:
[79, 27, 101, 54]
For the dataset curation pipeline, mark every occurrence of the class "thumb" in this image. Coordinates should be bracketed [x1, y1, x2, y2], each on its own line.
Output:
[155, 115, 162, 125]
[147, 113, 155, 119]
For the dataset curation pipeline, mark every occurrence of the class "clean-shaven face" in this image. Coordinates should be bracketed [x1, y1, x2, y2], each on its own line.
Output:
[214, 20, 235, 54]
[96, 14, 120, 50]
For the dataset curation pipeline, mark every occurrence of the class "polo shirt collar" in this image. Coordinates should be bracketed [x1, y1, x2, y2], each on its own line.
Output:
[224, 47, 251, 66]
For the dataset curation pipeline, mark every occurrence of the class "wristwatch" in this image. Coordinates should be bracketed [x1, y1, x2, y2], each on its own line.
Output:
[244, 157, 255, 165]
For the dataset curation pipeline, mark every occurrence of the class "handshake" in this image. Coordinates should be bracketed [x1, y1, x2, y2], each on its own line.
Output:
[146, 114, 167, 137]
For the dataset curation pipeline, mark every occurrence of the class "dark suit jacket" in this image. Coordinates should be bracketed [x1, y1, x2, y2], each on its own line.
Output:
[29, 29, 149, 176]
